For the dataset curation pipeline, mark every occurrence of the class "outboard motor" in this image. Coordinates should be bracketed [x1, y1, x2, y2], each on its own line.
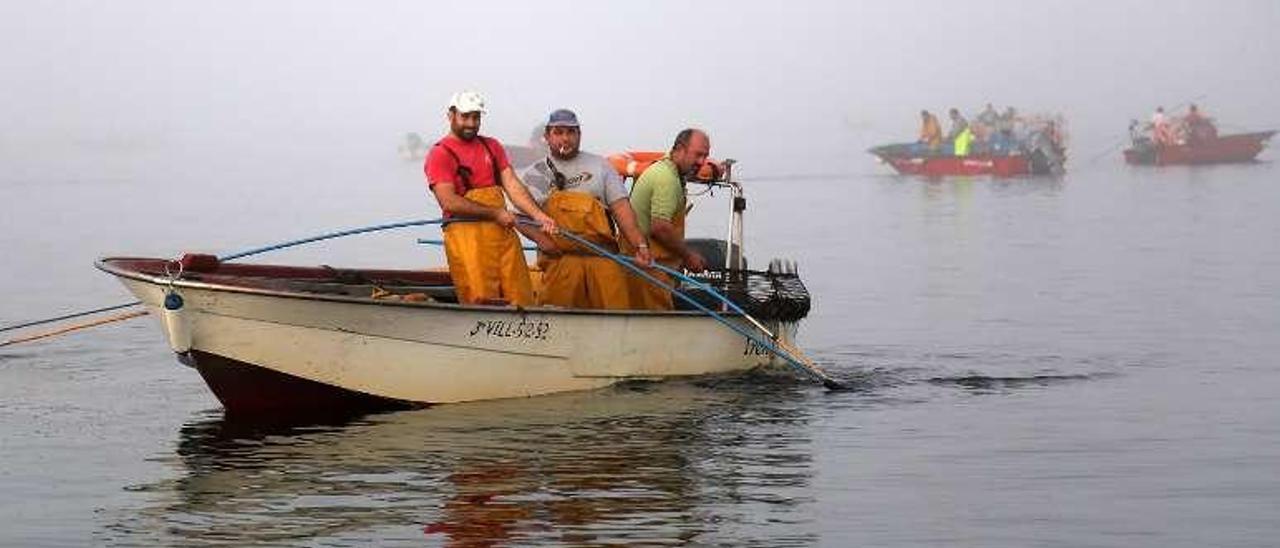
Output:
[677, 246, 812, 324]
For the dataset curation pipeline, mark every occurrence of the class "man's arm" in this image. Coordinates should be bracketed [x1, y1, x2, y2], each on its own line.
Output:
[498, 166, 557, 234]
[645, 171, 705, 271]
[515, 223, 561, 256]
[609, 198, 652, 265]
[650, 219, 705, 272]
[512, 163, 561, 255]
[430, 183, 515, 227]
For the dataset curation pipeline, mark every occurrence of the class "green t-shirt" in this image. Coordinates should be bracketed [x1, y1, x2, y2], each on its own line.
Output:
[630, 157, 684, 235]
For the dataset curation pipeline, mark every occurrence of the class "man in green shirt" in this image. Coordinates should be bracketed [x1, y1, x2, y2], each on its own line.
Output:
[623, 128, 711, 310]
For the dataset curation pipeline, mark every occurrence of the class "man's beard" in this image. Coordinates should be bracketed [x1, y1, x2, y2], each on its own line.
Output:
[456, 127, 478, 140]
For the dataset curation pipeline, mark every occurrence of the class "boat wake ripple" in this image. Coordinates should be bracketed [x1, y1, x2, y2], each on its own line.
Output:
[797, 344, 1125, 395]
[925, 373, 1097, 390]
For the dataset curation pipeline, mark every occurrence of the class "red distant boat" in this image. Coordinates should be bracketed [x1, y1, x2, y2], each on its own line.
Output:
[1123, 131, 1276, 166]
[869, 143, 1065, 177]
[870, 112, 1068, 177]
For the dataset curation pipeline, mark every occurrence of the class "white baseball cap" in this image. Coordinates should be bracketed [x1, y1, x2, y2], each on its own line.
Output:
[448, 91, 487, 114]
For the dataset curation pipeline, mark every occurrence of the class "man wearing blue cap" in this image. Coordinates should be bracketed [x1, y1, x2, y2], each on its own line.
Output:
[518, 109, 652, 310]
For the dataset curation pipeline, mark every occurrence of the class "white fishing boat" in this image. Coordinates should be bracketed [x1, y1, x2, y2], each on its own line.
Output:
[96, 161, 818, 415]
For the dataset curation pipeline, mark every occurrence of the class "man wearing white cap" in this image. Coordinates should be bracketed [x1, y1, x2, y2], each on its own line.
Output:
[424, 91, 557, 306]
[518, 109, 652, 310]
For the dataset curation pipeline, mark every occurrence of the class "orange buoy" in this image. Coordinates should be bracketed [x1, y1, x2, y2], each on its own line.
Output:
[606, 151, 723, 182]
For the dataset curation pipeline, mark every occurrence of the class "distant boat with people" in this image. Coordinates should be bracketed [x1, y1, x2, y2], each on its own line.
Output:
[870, 105, 1067, 177]
[397, 132, 428, 160]
[1123, 104, 1274, 166]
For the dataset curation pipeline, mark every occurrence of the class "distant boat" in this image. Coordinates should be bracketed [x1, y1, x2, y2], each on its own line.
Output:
[869, 113, 1067, 178]
[868, 143, 1064, 177]
[1123, 131, 1276, 166]
[397, 132, 427, 160]
[505, 144, 547, 169]
[398, 137, 545, 166]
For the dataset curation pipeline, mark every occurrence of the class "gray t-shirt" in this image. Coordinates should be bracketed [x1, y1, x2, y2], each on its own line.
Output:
[520, 151, 628, 207]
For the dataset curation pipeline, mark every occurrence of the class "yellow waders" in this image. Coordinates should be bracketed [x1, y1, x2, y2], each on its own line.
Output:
[954, 127, 974, 156]
[537, 191, 632, 310]
[619, 206, 686, 311]
[442, 186, 534, 306]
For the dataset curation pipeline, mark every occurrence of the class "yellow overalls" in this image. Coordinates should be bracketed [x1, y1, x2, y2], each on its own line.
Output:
[537, 191, 632, 309]
[619, 203, 686, 311]
[442, 186, 534, 306]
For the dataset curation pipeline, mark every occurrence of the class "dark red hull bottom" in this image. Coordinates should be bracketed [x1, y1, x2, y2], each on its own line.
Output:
[1124, 131, 1275, 165]
[883, 155, 1032, 177]
[185, 350, 425, 417]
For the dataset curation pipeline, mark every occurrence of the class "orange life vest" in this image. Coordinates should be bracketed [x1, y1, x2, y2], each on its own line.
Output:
[606, 151, 723, 182]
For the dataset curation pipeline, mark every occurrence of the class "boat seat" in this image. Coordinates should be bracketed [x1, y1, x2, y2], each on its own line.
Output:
[178, 253, 221, 273]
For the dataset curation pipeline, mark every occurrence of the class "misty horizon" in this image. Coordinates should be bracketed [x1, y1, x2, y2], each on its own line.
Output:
[4, 1, 1278, 174]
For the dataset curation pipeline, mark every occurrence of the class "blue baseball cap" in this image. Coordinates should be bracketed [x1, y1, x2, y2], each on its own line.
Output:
[546, 109, 579, 127]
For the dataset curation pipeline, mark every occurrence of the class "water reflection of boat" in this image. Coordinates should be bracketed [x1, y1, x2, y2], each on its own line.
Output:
[102, 381, 817, 546]
[1123, 130, 1275, 166]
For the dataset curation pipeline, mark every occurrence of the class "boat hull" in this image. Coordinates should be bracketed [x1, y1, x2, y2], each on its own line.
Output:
[1123, 131, 1275, 166]
[99, 258, 785, 413]
[880, 154, 1034, 177]
[187, 350, 421, 416]
[868, 142, 1064, 177]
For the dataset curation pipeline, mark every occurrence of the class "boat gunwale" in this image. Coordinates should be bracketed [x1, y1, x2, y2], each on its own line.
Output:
[95, 256, 742, 318]
[1122, 130, 1276, 158]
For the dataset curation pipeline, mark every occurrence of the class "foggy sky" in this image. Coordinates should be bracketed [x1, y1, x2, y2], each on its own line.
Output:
[3, 0, 1279, 170]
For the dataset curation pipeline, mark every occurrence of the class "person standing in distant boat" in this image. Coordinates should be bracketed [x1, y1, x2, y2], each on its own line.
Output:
[947, 108, 973, 156]
[994, 106, 1019, 154]
[1183, 103, 1218, 144]
[918, 110, 943, 154]
[1151, 106, 1174, 146]
[977, 103, 999, 128]
[424, 91, 557, 306]
[517, 109, 652, 310]
[973, 103, 1000, 154]
[625, 128, 711, 310]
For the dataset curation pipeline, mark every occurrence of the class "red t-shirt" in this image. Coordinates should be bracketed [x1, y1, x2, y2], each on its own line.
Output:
[424, 134, 511, 193]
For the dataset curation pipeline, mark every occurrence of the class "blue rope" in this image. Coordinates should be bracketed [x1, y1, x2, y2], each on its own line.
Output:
[416, 238, 537, 252]
[0, 302, 141, 334]
[548, 227, 844, 389]
[3, 218, 449, 334]
[219, 218, 446, 261]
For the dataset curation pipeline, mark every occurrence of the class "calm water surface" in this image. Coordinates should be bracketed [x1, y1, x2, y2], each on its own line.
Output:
[2, 138, 1278, 546]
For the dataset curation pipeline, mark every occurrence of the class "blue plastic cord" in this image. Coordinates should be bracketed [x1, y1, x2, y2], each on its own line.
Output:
[1, 218, 450, 334]
[219, 218, 446, 261]
[417, 238, 536, 252]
